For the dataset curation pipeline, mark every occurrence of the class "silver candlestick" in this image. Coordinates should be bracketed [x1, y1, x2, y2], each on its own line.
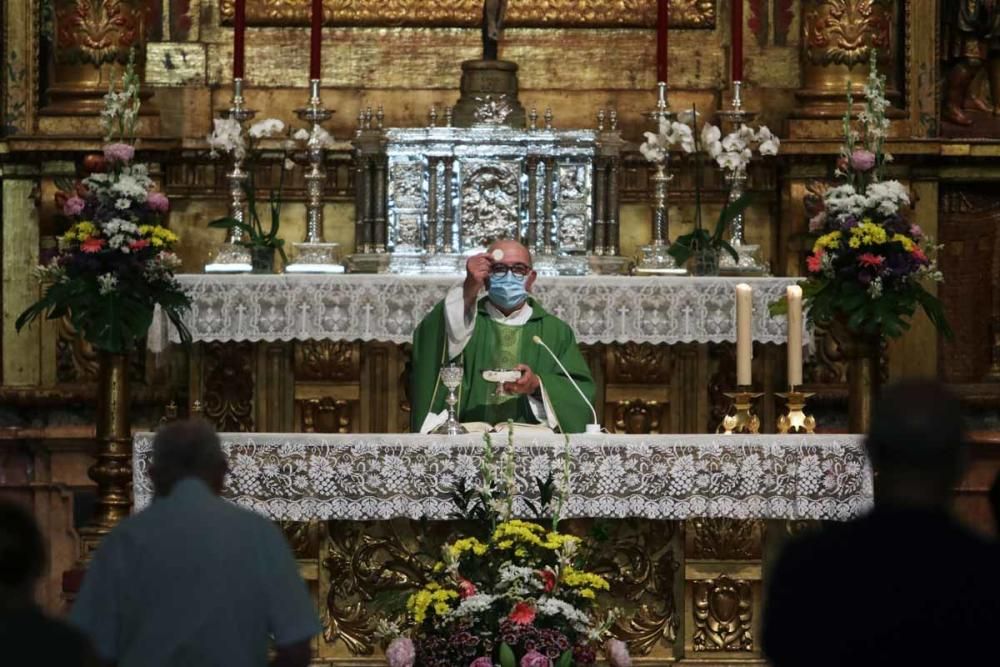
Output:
[636, 82, 686, 275]
[433, 365, 468, 435]
[287, 79, 344, 273]
[717, 80, 768, 276]
[206, 78, 255, 273]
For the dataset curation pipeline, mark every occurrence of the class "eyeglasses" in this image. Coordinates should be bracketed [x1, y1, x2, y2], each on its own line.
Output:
[489, 262, 532, 277]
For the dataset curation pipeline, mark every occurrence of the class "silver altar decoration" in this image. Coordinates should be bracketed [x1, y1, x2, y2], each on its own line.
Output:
[286, 79, 344, 274]
[717, 81, 769, 276]
[636, 82, 687, 275]
[205, 78, 254, 273]
[351, 103, 626, 276]
[433, 365, 467, 435]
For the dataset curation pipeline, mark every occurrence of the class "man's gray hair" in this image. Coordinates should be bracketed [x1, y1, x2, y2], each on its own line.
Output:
[151, 419, 227, 495]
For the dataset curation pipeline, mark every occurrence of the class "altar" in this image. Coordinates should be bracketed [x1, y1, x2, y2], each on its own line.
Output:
[133, 431, 872, 664]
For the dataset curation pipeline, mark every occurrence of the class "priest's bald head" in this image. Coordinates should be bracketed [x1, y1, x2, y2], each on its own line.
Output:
[464, 239, 537, 316]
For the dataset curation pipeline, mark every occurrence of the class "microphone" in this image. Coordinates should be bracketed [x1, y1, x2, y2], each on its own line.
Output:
[531, 335, 602, 434]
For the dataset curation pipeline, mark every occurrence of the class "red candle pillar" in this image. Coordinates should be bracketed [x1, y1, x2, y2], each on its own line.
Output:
[233, 0, 246, 79]
[309, 0, 323, 80]
[656, 0, 669, 85]
[731, 0, 744, 82]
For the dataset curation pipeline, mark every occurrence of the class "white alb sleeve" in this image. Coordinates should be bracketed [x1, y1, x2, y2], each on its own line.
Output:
[444, 283, 477, 360]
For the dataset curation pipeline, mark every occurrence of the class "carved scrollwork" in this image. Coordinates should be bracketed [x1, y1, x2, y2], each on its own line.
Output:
[294, 341, 361, 382]
[803, 0, 892, 67]
[299, 397, 353, 434]
[219, 0, 716, 29]
[614, 399, 662, 434]
[279, 520, 325, 559]
[688, 519, 763, 561]
[608, 342, 671, 384]
[54, 0, 147, 66]
[202, 342, 254, 432]
[692, 575, 754, 652]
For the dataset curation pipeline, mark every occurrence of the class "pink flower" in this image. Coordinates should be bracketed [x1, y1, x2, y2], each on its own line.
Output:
[458, 579, 477, 599]
[520, 650, 551, 667]
[806, 250, 824, 274]
[836, 155, 850, 173]
[808, 211, 827, 233]
[605, 639, 632, 667]
[469, 658, 493, 667]
[537, 569, 557, 593]
[385, 637, 415, 667]
[103, 142, 135, 164]
[909, 224, 924, 240]
[509, 601, 536, 626]
[63, 195, 86, 217]
[81, 237, 105, 253]
[129, 239, 151, 251]
[911, 246, 927, 262]
[858, 253, 885, 268]
[147, 191, 170, 212]
[849, 149, 876, 172]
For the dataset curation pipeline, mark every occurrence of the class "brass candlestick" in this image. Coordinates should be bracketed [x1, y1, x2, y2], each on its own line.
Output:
[287, 79, 344, 273]
[777, 389, 816, 434]
[717, 387, 763, 434]
[206, 78, 255, 272]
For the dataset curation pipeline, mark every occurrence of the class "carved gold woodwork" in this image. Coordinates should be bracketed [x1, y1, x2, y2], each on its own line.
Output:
[607, 342, 672, 384]
[202, 342, 255, 432]
[56, 316, 99, 382]
[691, 575, 754, 652]
[687, 519, 763, 561]
[219, 0, 716, 29]
[614, 399, 662, 434]
[299, 397, 353, 433]
[280, 520, 325, 559]
[294, 341, 361, 382]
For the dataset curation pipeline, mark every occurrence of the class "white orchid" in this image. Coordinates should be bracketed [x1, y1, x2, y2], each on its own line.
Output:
[248, 118, 285, 139]
[207, 117, 246, 159]
[639, 117, 696, 163]
[296, 124, 336, 150]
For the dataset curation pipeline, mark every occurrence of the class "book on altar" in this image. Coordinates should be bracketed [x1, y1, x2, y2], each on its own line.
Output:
[418, 409, 553, 434]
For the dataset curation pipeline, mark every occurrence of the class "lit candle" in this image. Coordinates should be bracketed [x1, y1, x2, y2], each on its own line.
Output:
[656, 0, 669, 85]
[736, 283, 753, 386]
[309, 0, 323, 80]
[731, 0, 744, 83]
[786, 285, 803, 388]
[233, 0, 246, 80]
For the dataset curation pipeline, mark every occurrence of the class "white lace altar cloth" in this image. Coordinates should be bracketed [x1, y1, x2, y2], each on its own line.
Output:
[132, 433, 872, 522]
[147, 274, 804, 351]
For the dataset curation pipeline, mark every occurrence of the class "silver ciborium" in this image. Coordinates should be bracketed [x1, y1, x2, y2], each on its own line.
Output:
[434, 364, 468, 435]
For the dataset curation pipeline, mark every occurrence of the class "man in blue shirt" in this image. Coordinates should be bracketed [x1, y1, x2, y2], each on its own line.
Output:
[71, 420, 320, 667]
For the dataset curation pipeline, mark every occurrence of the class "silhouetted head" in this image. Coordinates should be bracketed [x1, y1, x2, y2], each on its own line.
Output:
[150, 419, 228, 497]
[866, 380, 967, 509]
[0, 500, 45, 607]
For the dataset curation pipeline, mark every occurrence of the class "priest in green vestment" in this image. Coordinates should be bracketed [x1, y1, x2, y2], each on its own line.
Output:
[410, 240, 596, 434]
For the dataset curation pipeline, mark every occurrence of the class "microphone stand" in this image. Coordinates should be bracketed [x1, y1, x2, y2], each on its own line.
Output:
[532, 335, 602, 434]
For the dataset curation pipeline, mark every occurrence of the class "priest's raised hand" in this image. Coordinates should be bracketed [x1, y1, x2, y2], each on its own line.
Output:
[410, 240, 596, 434]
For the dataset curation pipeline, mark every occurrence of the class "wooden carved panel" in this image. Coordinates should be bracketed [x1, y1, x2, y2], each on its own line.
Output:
[220, 0, 717, 29]
[692, 576, 754, 652]
[295, 341, 361, 382]
[298, 397, 353, 433]
[938, 188, 1000, 383]
[202, 342, 255, 432]
[614, 399, 663, 434]
[687, 519, 763, 561]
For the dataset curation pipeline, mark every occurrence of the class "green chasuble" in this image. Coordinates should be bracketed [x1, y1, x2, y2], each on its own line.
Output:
[410, 296, 596, 434]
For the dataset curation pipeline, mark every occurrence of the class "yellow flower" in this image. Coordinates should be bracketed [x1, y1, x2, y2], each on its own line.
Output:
[560, 566, 610, 591]
[447, 537, 488, 560]
[849, 222, 888, 247]
[405, 585, 458, 625]
[848, 236, 861, 249]
[892, 234, 914, 252]
[813, 231, 842, 254]
[579, 589, 596, 599]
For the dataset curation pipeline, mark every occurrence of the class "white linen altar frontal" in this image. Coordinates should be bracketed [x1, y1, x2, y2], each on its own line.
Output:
[133, 433, 872, 522]
[147, 274, 806, 351]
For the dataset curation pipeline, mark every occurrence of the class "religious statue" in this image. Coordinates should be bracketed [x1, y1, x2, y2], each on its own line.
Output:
[943, 0, 1000, 125]
[482, 0, 508, 60]
[409, 240, 596, 434]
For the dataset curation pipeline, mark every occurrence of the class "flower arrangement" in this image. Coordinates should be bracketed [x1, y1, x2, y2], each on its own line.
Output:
[16, 54, 190, 353]
[777, 53, 949, 339]
[382, 432, 629, 667]
[206, 115, 294, 263]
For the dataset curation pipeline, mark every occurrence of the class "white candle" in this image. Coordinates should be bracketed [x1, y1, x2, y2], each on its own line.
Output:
[736, 283, 753, 386]
[786, 285, 803, 388]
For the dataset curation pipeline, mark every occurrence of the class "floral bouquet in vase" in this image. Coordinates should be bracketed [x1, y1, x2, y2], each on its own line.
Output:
[16, 54, 190, 352]
[383, 434, 630, 667]
[778, 52, 949, 339]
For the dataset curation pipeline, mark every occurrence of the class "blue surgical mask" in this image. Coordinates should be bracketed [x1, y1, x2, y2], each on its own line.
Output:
[488, 272, 528, 311]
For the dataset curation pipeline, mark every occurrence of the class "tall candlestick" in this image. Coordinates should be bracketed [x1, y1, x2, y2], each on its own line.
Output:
[656, 0, 669, 85]
[731, 0, 744, 82]
[233, 0, 246, 79]
[309, 0, 323, 80]
[786, 285, 803, 388]
[736, 283, 753, 386]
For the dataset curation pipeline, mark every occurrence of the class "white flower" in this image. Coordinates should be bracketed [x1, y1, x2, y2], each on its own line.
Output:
[248, 118, 285, 139]
[207, 117, 246, 159]
[114, 197, 132, 210]
[701, 123, 721, 148]
[670, 122, 695, 153]
[97, 273, 119, 295]
[284, 158, 296, 171]
[535, 596, 593, 633]
[867, 277, 884, 299]
[676, 108, 700, 125]
[825, 184, 868, 217]
[717, 151, 748, 172]
[864, 180, 909, 216]
[448, 594, 497, 620]
[759, 138, 780, 156]
[721, 131, 745, 153]
[293, 128, 310, 142]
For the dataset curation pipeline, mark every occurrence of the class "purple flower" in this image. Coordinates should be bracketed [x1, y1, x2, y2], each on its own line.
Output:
[385, 637, 416, 667]
[63, 195, 86, 217]
[469, 658, 492, 667]
[147, 191, 170, 213]
[909, 224, 924, 239]
[849, 149, 876, 172]
[605, 639, 632, 667]
[103, 142, 135, 164]
[839, 215, 859, 231]
[520, 651, 551, 667]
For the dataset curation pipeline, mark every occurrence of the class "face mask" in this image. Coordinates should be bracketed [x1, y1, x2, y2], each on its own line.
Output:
[488, 272, 528, 311]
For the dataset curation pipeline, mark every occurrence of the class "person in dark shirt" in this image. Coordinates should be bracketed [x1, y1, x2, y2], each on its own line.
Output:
[763, 380, 1000, 667]
[0, 499, 99, 667]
